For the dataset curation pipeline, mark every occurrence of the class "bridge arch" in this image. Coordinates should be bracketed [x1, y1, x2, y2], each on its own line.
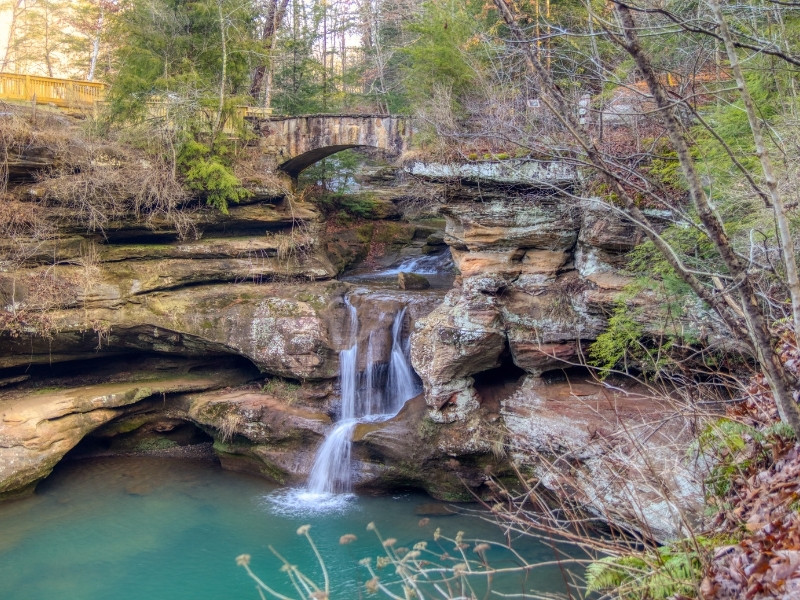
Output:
[255, 115, 412, 178]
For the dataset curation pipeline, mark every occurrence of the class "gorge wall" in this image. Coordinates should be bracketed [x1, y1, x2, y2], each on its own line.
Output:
[0, 141, 704, 541]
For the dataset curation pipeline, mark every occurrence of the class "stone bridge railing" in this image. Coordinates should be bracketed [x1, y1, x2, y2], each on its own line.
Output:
[254, 114, 413, 177]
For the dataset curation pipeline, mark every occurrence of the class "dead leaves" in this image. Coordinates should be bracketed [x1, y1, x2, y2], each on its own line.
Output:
[702, 445, 800, 599]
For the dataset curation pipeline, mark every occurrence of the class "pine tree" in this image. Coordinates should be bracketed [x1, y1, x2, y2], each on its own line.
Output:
[108, 0, 257, 212]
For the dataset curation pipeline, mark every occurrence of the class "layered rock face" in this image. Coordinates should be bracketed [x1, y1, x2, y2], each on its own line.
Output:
[0, 356, 257, 499]
[411, 184, 640, 422]
[407, 171, 702, 540]
[0, 146, 703, 540]
[0, 164, 447, 498]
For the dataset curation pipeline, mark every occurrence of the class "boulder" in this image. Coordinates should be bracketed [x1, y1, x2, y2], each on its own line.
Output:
[411, 290, 505, 421]
[398, 272, 431, 290]
[185, 387, 331, 484]
[354, 394, 506, 500]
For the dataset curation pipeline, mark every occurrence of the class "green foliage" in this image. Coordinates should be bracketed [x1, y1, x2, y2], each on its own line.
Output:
[312, 194, 382, 222]
[262, 378, 301, 404]
[589, 302, 645, 376]
[588, 295, 678, 378]
[697, 420, 764, 497]
[337, 195, 381, 219]
[110, 0, 255, 114]
[644, 140, 682, 190]
[696, 419, 758, 456]
[631, 66, 796, 296]
[355, 223, 375, 244]
[270, 2, 373, 114]
[586, 555, 647, 596]
[300, 149, 361, 194]
[372, 222, 413, 244]
[764, 421, 798, 441]
[299, 150, 384, 220]
[177, 139, 250, 213]
[182, 155, 250, 214]
[401, 0, 483, 112]
[270, 23, 326, 114]
[58, 0, 118, 80]
[628, 225, 720, 285]
[106, 0, 255, 213]
[693, 70, 782, 186]
[586, 544, 702, 599]
[695, 418, 796, 498]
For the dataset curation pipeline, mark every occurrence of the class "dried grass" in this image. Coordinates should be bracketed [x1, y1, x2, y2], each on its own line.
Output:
[0, 103, 198, 239]
[219, 411, 244, 443]
[232, 150, 291, 197]
[37, 157, 196, 238]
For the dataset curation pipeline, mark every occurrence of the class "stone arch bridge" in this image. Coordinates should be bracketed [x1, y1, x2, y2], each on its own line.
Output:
[254, 114, 412, 178]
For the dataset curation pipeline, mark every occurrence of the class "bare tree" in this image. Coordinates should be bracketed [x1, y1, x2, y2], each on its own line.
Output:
[490, 0, 800, 437]
[64, 0, 121, 81]
[707, 0, 800, 343]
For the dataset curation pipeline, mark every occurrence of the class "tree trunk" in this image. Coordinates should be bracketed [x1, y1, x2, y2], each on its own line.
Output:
[42, 1, 55, 78]
[212, 0, 227, 144]
[0, 0, 26, 72]
[250, 0, 289, 105]
[709, 0, 800, 346]
[491, 0, 800, 438]
[87, 5, 104, 81]
[613, 1, 800, 438]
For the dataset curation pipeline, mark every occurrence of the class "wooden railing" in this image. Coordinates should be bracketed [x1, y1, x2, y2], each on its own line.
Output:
[143, 102, 273, 122]
[0, 72, 107, 108]
[0, 72, 273, 126]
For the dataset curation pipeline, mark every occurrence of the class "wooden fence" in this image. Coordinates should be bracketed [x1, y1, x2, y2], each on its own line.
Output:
[0, 72, 273, 127]
[0, 72, 107, 108]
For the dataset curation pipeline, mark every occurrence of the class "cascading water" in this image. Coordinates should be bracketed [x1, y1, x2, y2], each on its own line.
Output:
[338, 298, 359, 421]
[341, 248, 456, 289]
[386, 307, 417, 414]
[305, 420, 357, 494]
[374, 251, 454, 277]
[305, 299, 420, 496]
[306, 297, 359, 495]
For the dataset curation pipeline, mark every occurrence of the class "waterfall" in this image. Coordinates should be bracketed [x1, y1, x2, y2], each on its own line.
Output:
[374, 250, 454, 276]
[305, 300, 420, 495]
[363, 331, 379, 416]
[305, 420, 357, 494]
[339, 297, 359, 421]
[387, 308, 417, 414]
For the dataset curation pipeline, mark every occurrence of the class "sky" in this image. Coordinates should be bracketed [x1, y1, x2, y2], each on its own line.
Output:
[0, 7, 10, 68]
[0, 3, 81, 78]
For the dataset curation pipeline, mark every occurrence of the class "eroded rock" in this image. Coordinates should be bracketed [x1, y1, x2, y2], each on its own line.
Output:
[412, 191, 642, 425]
[502, 375, 705, 541]
[411, 290, 505, 421]
[0, 282, 350, 379]
[185, 387, 331, 484]
[0, 373, 236, 499]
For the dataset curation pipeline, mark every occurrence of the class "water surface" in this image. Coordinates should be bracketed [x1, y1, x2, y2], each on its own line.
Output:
[0, 456, 579, 599]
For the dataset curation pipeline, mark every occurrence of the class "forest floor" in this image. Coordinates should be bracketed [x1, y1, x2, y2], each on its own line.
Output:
[700, 332, 800, 599]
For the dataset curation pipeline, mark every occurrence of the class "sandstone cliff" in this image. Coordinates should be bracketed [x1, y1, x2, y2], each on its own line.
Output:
[0, 130, 705, 541]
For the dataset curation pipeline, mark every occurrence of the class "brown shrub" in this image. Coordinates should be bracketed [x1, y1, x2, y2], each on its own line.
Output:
[36, 155, 195, 238]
